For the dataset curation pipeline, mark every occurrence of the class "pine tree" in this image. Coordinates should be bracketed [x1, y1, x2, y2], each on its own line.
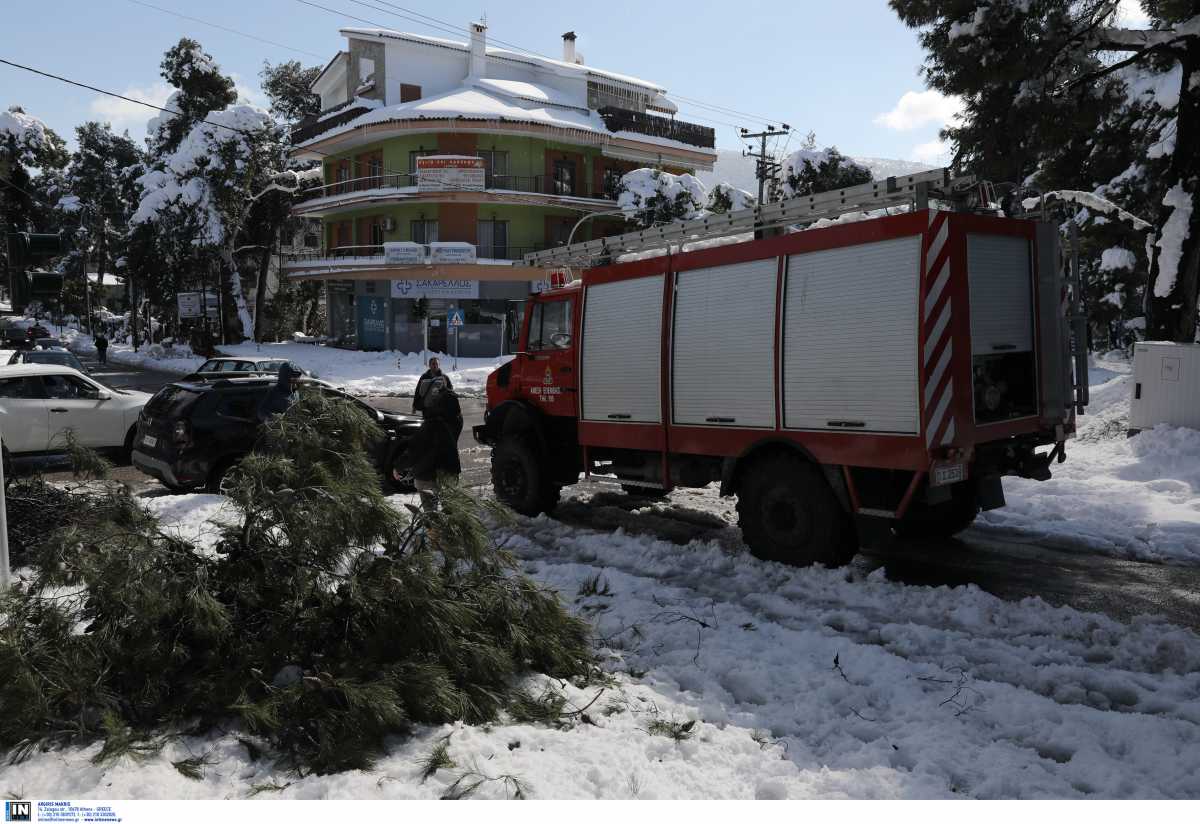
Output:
[260, 60, 323, 124]
[889, 0, 1200, 343]
[0, 394, 595, 775]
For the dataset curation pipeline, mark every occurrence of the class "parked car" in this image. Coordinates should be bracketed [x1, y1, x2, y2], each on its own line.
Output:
[0, 364, 151, 474]
[8, 348, 90, 374]
[184, 357, 315, 381]
[1, 318, 34, 347]
[25, 323, 51, 343]
[132, 376, 420, 493]
[33, 338, 69, 350]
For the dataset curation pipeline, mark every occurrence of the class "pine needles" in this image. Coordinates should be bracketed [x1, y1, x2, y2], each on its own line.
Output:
[0, 393, 596, 775]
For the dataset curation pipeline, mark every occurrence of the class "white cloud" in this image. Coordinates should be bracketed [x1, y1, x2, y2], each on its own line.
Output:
[1117, 0, 1151, 28]
[875, 90, 963, 131]
[230, 73, 268, 110]
[911, 138, 952, 165]
[89, 81, 173, 137]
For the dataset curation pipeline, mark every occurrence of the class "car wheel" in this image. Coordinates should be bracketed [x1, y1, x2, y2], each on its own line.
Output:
[386, 445, 416, 493]
[206, 458, 238, 495]
[120, 426, 137, 466]
[491, 434, 560, 516]
[735, 452, 857, 567]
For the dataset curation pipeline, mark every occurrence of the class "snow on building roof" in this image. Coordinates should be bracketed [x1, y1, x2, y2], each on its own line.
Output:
[338, 27, 666, 94]
[301, 84, 607, 148]
[472, 78, 587, 112]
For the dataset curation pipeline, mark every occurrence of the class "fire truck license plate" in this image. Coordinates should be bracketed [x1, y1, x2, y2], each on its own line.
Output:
[932, 463, 965, 487]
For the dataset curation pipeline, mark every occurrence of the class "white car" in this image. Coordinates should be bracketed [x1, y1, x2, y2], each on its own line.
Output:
[0, 364, 151, 471]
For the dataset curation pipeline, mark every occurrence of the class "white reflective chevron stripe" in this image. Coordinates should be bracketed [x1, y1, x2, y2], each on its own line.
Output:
[924, 218, 949, 274]
[924, 304, 951, 365]
[940, 419, 956, 445]
[925, 387, 952, 447]
[924, 341, 953, 406]
[924, 258, 950, 319]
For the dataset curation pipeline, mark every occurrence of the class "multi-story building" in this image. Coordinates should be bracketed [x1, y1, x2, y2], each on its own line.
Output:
[286, 22, 716, 354]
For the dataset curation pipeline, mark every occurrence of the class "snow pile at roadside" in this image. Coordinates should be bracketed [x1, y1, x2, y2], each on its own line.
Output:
[215, 342, 509, 397]
[7, 493, 1200, 799]
[979, 352, 1200, 566]
[64, 328, 207, 375]
[65, 329, 509, 398]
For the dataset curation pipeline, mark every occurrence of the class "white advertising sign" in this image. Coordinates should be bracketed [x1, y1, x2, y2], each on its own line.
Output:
[176, 291, 219, 319]
[383, 241, 423, 265]
[416, 155, 485, 192]
[429, 242, 477, 264]
[391, 279, 480, 300]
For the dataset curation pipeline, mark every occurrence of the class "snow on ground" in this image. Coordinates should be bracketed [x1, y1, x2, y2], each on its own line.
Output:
[6, 482, 1200, 799]
[64, 328, 508, 398]
[977, 352, 1200, 566]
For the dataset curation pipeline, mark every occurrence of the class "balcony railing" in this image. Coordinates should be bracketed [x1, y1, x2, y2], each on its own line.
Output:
[283, 244, 552, 267]
[296, 173, 417, 203]
[597, 106, 715, 149]
[290, 102, 375, 145]
[295, 172, 617, 204]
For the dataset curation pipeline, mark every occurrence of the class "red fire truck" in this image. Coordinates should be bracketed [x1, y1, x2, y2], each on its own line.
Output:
[474, 171, 1087, 566]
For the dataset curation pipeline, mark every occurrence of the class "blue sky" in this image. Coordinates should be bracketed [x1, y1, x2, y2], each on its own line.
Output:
[1, 0, 964, 163]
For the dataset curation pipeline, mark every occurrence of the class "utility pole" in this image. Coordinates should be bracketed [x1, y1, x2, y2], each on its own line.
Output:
[740, 124, 790, 238]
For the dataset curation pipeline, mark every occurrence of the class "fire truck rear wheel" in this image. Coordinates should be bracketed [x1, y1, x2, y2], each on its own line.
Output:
[736, 453, 856, 567]
[620, 484, 668, 499]
[895, 482, 979, 539]
[492, 434, 560, 516]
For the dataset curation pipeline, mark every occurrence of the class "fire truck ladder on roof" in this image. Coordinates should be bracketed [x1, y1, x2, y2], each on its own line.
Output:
[524, 167, 980, 269]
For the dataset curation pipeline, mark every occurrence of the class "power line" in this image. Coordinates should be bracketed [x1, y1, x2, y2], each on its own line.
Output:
[125, 0, 326, 59]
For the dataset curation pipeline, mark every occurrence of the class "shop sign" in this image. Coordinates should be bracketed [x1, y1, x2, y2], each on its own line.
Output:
[416, 155, 485, 192]
[391, 279, 480, 300]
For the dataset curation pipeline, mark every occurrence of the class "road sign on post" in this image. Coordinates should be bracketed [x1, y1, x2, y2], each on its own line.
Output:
[448, 309, 464, 369]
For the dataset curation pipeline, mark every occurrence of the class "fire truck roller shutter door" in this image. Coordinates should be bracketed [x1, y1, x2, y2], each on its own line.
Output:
[783, 235, 921, 434]
[581, 274, 665, 424]
[672, 258, 778, 428]
[967, 234, 1034, 356]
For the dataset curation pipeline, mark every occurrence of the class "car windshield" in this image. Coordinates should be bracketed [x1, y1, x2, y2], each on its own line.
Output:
[23, 350, 85, 371]
[146, 384, 203, 416]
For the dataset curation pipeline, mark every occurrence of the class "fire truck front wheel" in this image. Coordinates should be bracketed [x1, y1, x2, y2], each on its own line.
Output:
[492, 434, 561, 516]
[736, 453, 856, 567]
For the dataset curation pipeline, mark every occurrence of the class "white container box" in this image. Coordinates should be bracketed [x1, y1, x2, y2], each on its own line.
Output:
[1128, 341, 1200, 432]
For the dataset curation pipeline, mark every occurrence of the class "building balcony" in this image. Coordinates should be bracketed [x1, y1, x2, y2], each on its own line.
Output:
[290, 102, 377, 145]
[598, 107, 715, 149]
[293, 172, 620, 212]
[282, 244, 553, 284]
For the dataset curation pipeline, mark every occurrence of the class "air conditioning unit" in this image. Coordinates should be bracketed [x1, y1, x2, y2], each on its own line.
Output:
[382, 217, 396, 232]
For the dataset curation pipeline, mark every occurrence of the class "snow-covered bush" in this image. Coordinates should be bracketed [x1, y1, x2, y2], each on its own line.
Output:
[707, 183, 756, 214]
[617, 168, 708, 228]
[779, 147, 872, 198]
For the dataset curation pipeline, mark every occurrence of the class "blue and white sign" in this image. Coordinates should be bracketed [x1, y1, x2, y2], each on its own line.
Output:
[391, 279, 479, 300]
[447, 309, 465, 328]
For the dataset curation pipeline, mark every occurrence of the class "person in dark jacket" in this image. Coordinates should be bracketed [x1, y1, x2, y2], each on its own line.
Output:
[257, 363, 299, 422]
[400, 375, 461, 509]
[94, 333, 109, 364]
[412, 357, 453, 415]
